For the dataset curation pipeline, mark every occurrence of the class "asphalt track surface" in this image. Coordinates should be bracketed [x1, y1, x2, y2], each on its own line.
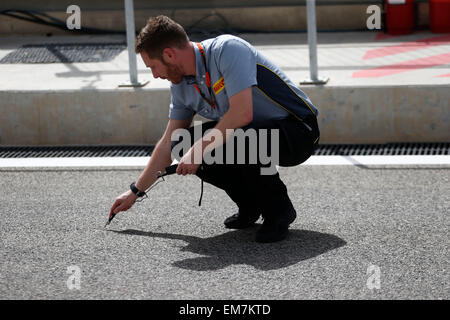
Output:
[1, 165, 449, 300]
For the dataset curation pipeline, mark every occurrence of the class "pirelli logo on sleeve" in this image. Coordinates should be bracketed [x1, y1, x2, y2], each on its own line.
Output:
[213, 76, 225, 95]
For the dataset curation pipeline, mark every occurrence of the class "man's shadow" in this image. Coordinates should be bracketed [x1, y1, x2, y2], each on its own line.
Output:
[108, 227, 346, 271]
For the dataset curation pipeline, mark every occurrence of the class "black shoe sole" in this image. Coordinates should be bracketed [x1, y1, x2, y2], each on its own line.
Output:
[224, 221, 257, 229]
[224, 213, 260, 229]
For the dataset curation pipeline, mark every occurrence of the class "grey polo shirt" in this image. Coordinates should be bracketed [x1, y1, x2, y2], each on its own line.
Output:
[169, 35, 318, 125]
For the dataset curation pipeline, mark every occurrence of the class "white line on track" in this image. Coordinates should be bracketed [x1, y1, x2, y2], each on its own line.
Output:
[0, 155, 449, 168]
[303, 155, 450, 166]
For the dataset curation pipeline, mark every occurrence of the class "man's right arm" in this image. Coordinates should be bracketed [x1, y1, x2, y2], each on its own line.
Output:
[109, 117, 193, 215]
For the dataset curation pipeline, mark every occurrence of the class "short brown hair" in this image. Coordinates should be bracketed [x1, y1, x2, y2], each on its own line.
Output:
[135, 15, 189, 59]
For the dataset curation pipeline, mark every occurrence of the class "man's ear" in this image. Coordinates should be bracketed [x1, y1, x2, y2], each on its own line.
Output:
[162, 48, 176, 63]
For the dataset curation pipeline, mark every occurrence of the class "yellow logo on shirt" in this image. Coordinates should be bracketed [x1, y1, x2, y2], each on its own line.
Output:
[213, 77, 225, 95]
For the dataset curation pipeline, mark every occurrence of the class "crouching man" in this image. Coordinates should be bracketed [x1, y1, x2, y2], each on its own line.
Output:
[109, 16, 320, 243]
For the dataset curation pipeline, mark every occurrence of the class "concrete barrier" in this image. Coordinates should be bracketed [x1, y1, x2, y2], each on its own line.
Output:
[0, 5, 393, 35]
[1, 85, 448, 146]
[303, 85, 450, 144]
[0, 89, 169, 145]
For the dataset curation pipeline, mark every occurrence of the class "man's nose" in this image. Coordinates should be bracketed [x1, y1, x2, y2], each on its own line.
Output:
[151, 70, 160, 79]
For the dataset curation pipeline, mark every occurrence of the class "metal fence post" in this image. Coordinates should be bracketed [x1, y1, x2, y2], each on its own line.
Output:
[119, 0, 148, 87]
[301, 0, 329, 85]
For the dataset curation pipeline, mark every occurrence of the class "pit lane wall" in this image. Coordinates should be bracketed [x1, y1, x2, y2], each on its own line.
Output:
[1, 85, 448, 145]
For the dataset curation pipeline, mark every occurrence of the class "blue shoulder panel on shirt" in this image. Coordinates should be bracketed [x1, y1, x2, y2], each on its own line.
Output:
[256, 64, 318, 120]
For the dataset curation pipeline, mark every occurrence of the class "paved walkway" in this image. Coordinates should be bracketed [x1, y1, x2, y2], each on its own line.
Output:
[0, 31, 449, 91]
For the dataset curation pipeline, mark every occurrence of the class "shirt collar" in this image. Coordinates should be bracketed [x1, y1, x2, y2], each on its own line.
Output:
[183, 41, 206, 85]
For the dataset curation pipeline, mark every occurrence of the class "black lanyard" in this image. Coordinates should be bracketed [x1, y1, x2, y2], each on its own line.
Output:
[193, 42, 216, 109]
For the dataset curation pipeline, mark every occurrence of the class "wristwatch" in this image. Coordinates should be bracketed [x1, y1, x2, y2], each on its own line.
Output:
[130, 182, 146, 197]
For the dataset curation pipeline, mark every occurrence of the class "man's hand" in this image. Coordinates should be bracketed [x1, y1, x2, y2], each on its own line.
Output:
[110, 190, 139, 216]
[177, 147, 201, 175]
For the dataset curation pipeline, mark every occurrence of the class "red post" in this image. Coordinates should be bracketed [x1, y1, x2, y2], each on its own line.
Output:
[385, 0, 415, 35]
[430, 0, 450, 33]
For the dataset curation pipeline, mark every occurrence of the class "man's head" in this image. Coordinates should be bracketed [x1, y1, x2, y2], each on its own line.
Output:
[135, 15, 190, 84]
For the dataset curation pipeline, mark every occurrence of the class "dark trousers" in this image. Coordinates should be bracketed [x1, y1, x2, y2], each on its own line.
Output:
[171, 114, 320, 219]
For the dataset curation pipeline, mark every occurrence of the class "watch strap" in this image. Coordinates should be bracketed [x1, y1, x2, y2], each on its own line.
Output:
[130, 182, 146, 197]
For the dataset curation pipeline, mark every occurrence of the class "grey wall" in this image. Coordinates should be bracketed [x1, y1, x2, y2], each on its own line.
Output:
[1, 85, 448, 146]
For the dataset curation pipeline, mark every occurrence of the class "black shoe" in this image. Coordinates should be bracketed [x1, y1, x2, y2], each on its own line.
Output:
[255, 206, 296, 243]
[224, 211, 260, 229]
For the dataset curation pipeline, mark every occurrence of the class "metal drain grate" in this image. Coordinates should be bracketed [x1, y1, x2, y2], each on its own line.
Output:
[314, 143, 449, 156]
[0, 145, 154, 158]
[0, 143, 448, 158]
[0, 42, 126, 64]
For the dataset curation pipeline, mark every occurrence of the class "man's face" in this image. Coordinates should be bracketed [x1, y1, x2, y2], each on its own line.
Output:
[140, 51, 184, 84]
